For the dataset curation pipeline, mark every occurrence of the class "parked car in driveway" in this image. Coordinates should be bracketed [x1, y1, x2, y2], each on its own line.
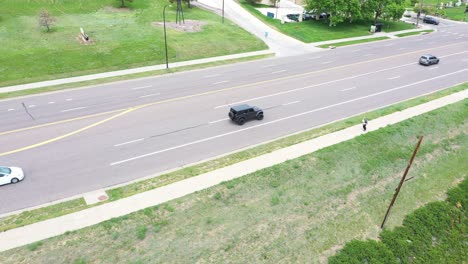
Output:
[423, 16, 439, 25]
[228, 104, 264, 125]
[419, 54, 439, 66]
[0, 166, 25, 185]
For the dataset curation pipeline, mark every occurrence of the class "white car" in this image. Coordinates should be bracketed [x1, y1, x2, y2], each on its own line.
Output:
[0, 166, 25, 185]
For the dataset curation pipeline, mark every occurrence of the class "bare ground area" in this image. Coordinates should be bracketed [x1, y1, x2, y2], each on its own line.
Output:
[152, 20, 207, 32]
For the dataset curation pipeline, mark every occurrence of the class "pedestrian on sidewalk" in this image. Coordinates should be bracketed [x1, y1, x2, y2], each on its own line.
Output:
[362, 118, 368, 132]
[264, 31, 269, 38]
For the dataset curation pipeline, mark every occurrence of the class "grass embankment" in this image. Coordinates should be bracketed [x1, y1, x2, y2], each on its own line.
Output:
[317, 37, 390, 48]
[0, 83, 466, 233]
[0, 91, 466, 263]
[0, 0, 267, 87]
[395, 29, 433, 37]
[239, 1, 414, 43]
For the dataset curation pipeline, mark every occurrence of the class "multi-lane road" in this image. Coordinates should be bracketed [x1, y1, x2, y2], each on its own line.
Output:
[1, 21, 467, 214]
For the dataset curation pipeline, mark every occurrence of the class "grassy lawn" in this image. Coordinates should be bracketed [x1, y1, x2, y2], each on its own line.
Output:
[0, 83, 466, 233]
[0, 92, 466, 263]
[418, 0, 467, 21]
[0, 0, 267, 87]
[395, 29, 433, 37]
[240, 1, 415, 43]
[317, 37, 390, 48]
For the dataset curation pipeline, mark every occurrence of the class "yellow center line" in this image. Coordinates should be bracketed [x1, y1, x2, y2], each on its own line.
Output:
[1, 41, 465, 138]
[0, 107, 139, 157]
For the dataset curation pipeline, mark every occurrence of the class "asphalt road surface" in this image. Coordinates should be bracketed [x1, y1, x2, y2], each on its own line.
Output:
[1, 22, 467, 214]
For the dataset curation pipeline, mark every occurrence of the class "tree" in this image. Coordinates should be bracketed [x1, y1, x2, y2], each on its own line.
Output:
[38, 9, 56, 32]
[306, 0, 347, 26]
[118, 0, 133, 8]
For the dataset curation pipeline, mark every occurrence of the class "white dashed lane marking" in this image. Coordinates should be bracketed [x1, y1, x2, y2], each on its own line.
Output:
[341, 87, 356, 91]
[213, 81, 229, 85]
[132, 85, 152, 90]
[61, 107, 87, 113]
[114, 138, 144, 147]
[387, 76, 400, 80]
[139, 93, 161, 98]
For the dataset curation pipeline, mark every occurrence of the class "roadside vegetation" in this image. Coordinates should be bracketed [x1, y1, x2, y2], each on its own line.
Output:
[0, 88, 466, 263]
[0, 0, 267, 87]
[240, 0, 414, 43]
[317, 37, 390, 48]
[330, 178, 467, 263]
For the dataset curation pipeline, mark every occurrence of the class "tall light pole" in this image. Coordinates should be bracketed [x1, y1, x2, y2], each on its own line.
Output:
[163, 5, 171, 69]
[275, 0, 279, 19]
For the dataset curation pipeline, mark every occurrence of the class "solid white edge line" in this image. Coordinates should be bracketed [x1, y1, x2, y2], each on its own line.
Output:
[110, 68, 468, 166]
[114, 138, 144, 147]
[61, 106, 87, 113]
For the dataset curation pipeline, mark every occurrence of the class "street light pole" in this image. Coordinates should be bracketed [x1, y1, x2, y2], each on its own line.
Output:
[275, 0, 279, 19]
[163, 5, 170, 69]
[222, 0, 225, 23]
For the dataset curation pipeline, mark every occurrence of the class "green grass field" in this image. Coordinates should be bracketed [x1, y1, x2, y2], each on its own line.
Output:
[240, 1, 415, 43]
[0, 0, 267, 87]
[0, 96, 465, 263]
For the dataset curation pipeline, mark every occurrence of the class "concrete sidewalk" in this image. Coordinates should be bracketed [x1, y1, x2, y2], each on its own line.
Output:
[0, 89, 466, 252]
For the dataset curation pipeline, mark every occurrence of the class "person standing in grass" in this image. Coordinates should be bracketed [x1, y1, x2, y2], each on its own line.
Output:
[362, 118, 368, 131]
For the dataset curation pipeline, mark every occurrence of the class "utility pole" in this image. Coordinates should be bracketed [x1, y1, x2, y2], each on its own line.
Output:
[222, 0, 225, 23]
[381, 136, 423, 229]
[416, 0, 424, 28]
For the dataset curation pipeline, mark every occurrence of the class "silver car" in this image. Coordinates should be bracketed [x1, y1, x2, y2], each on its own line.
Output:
[419, 54, 439, 66]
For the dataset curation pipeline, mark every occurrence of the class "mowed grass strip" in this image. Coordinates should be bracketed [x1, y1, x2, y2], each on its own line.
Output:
[0, 95, 466, 263]
[395, 29, 433, 37]
[0, 0, 267, 87]
[0, 83, 466, 233]
[316, 37, 390, 48]
[239, 1, 414, 43]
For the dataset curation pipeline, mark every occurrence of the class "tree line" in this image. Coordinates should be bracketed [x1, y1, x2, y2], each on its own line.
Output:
[304, 0, 418, 26]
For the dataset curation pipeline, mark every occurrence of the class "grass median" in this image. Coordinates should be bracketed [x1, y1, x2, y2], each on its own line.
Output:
[316, 37, 390, 48]
[0, 86, 466, 263]
[0, 83, 466, 233]
[395, 29, 434, 37]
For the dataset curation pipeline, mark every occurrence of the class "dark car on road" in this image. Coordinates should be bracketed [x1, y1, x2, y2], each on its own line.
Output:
[228, 104, 264, 125]
[423, 16, 439, 25]
[419, 54, 439, 66]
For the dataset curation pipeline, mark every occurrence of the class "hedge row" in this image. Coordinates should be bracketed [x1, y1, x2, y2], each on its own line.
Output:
[329, 178, 468, 264]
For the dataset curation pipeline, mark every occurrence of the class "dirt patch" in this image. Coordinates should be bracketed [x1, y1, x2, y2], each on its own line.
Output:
[103, 6, 132, 13]
[152, 20, 207, 32]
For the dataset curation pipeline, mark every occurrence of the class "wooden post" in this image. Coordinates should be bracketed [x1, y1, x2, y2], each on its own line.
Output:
[381, 136, 423, 229]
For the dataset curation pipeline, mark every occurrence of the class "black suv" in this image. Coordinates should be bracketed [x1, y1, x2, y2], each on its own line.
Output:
[423, 16, 439, 25]
[228, 104, 264, 125]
